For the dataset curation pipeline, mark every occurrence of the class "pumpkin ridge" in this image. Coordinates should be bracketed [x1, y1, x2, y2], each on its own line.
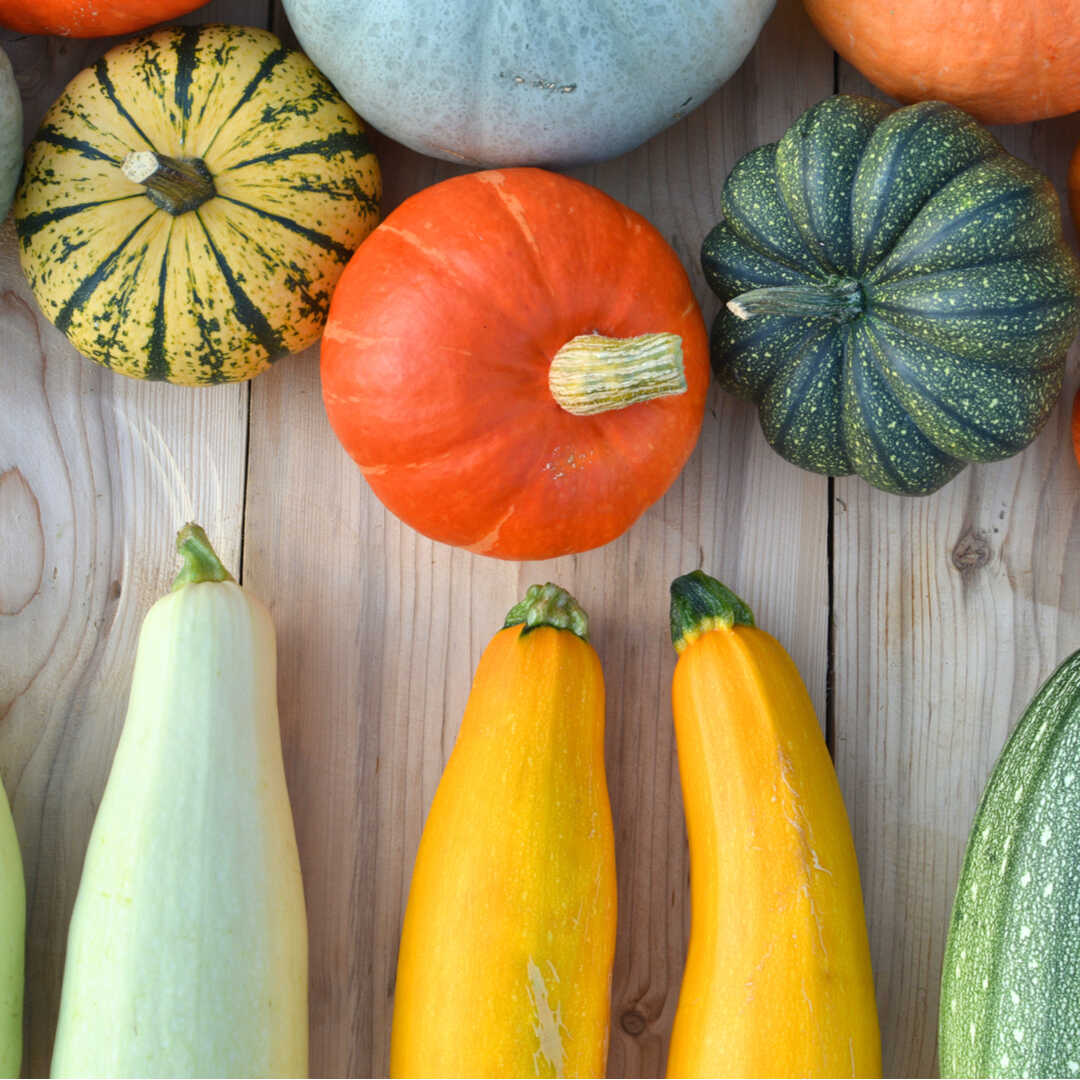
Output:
[32, 126, 119, 166]
[376, 220, 555, 352]
[844, 321, 952, 490]
[864, 315, 1058, 460]
[791, 116, 841, 276]
[478, 171, 560, 315]
[198, 43, 293, 160]
[871, 242, 1063, 288]
[172, 25, 201, 142]
[859, 314, 1016, 460]
[219, 129, 373, 175]
[722, 215, 819, 279]
[777, 96, 890, 276]
[17, 194, 145, 242]
[92, 56, 155, 151]
[865, 292, 1074, 370]
[717, 317, 829, 402]
[766, 324, 841, 450]
[195, 210, 286, 360]
[53, 209, 157, 334]
[215, 194, 354, 262]
[145, 226, 173, 381]
[722, 316, 814, 369]
[721, 147, 827, 277]
[868, 289, 1069, 376]
[871, 293, 1076, 323]
[852, 102, 983, 275]
[87, 240, 156, 370]
[867, 178, 1038, 285]
[861, 150, 1001, 283]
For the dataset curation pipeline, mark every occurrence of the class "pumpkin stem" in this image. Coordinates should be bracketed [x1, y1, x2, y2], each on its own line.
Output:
[173, 523, 235, 590]
[122, 151, 217, 215]
[669, 570, 754, 654]
[727, 277, 864, 323]
[548, 331, 686, 416]
[504, 583, 589, 642]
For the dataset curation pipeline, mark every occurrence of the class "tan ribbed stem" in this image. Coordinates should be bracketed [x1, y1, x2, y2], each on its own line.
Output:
[548, 332, 686, 416]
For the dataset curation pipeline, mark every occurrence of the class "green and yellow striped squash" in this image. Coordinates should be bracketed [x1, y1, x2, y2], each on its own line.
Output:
[940, 650, 1080, 1077]
[14, 24, 380, 385]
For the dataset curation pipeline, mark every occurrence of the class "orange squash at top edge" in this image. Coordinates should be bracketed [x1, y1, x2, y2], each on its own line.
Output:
[321, 167, 709, 561]
[0, 0, 209, 35]
[803, 0, 1080, 125]
[666, 572, 880, 1078]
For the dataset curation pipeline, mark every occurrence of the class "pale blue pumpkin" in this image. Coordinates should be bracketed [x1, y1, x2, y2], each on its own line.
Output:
[280, 0, 775, 167]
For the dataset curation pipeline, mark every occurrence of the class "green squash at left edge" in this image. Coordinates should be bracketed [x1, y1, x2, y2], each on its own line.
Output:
[702, 94, 1080, 495]
[0, 780, 24, 1077]
[0, 46, 21, 221]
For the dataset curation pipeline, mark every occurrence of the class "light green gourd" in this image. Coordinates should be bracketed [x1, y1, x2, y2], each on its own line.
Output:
[51, 525, 307, 1078]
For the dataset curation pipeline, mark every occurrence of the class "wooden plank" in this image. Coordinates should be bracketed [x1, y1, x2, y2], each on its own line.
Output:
[252, 1, 832, 1074]
[832, 67, 1080, 1077]
[0, 2, 265, 1072]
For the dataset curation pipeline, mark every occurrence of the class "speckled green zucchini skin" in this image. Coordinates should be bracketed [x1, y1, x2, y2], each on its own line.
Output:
[702, 95, 1080, 495]
[939, 650, 1080, 1078]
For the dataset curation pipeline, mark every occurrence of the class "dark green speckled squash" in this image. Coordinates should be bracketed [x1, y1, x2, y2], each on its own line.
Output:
[702, 95, 1080, 495]
[15, 24, 380, 384]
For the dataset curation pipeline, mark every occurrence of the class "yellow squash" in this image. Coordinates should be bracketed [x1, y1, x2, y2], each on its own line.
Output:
[391, 584, 616, 1078]
[666, 571, 880, 1078]
[51, 525, 307, 1078]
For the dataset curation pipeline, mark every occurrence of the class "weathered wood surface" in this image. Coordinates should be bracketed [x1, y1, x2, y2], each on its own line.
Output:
[832, 65, 1080, 1078]
[0, 3, 260, 1075]
[1, 1, 1076, 1076]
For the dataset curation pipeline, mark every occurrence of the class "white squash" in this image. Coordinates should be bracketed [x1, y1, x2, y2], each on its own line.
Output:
[51, 525, 307, 1079]
[0, 782, 24, 1079]
[0, 46, 21, 221]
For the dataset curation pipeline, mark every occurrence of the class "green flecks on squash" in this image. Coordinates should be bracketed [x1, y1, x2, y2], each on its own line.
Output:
[14, 24, 381, 385]
[774, 95, 892, 275]
[940, 651, 1080, 1078]
[702, 94, 1080, 495]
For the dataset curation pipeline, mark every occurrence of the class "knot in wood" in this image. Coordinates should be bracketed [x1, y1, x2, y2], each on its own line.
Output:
[620, 1010, 647, 1036]
[952, 528, 992, 573]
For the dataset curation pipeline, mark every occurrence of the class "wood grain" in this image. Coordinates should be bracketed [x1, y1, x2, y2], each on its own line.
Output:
[832, 69, 1080, 1078]
[21, 1, 1080, 1076]
[0, 3, 264, 1073]
[247, 1, 832, 1076]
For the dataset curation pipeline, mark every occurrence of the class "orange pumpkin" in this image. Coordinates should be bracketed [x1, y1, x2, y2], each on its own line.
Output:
[803, 0, 1080, 124]
[0, 0, 208, 36]
[321, 167, 709, 561]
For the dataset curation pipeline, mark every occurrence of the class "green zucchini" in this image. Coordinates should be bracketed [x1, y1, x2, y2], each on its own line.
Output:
[940, 650, 1080, 1077]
